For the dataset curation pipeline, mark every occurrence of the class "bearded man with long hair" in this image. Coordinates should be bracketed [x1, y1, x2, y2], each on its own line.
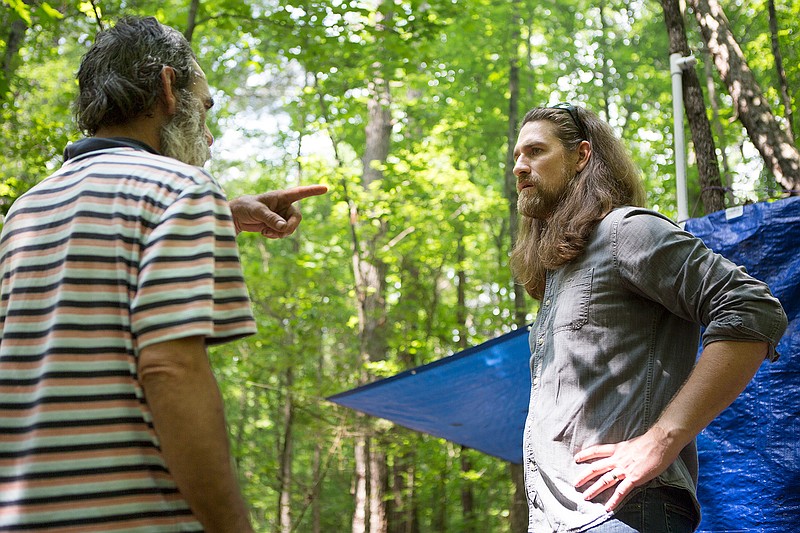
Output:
[510, 104, 786, 532]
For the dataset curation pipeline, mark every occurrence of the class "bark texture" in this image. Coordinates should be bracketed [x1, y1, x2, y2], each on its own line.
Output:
[691, 0, 800, 193]
[661, 0, 726, 214]
[768, 0, 795, 141]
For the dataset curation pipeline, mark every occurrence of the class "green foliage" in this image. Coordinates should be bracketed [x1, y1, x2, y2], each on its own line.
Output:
[3, 0, 799, 530]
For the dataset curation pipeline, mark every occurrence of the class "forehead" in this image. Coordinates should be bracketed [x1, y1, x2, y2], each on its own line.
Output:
[517, 120, 559, 144]
[189, 60, 211, 98]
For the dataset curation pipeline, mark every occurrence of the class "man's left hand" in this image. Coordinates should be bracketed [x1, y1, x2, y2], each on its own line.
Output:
[572, 426, 679, 512]
[229, 185, 328, 238]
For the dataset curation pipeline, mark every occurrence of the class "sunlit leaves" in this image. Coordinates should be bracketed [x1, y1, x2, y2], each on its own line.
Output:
[4, 0, 800, 529]
[5, 0, 33, 25]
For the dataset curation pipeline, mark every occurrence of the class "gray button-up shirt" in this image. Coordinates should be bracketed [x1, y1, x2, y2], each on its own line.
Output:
[523, 207, 787, 532]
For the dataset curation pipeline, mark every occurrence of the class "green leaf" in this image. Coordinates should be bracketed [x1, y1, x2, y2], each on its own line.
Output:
[38, 3, 64, 20]
[5, 0, 32, 25]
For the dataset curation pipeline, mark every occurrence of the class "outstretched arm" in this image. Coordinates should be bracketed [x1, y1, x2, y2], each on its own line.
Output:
[573, 339, 767, 511]
[229, 184, 328, 238]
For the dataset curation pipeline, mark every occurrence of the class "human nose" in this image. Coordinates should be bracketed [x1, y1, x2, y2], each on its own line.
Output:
[513, 156, 529, 179]
[205, 124, 214, 147]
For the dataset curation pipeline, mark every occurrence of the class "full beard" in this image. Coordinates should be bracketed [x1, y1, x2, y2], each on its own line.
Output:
[160, 90, 211, 167]
[516, 168, 574, 220]
[517, 184, 565, 220]
[509, 212, 541, 297]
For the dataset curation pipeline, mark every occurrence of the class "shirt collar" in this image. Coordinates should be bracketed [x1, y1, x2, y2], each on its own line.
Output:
[63, 137, 160, 162]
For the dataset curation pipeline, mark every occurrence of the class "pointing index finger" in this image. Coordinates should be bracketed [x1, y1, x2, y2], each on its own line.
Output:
[280, 184, 329, 203]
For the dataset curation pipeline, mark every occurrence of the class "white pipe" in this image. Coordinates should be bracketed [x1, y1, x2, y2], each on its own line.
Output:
[670, 52, 696, 223]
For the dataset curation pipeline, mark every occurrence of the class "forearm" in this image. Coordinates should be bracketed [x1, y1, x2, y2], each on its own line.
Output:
[651, 339, 767, 451]
[574, 340, 769, 509]
[139, 337, 253, 533]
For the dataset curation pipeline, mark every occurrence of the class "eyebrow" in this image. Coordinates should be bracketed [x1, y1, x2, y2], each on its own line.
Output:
[514, 140, 545, 157]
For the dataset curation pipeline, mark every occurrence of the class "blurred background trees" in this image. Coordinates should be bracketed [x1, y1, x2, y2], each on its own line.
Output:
[2, 0, 798, 531]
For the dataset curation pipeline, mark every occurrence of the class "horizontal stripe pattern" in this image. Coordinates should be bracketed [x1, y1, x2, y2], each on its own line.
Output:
[0, 145, 255, 530]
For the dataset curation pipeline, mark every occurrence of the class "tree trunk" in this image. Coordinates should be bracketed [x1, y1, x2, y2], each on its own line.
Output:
[661, 0, 725, 214]
[277, 366, 294, 533]
[504, 2, 530, 531]
[353, 436, 370, 533]
[690, 0, 800, 193]
[311, 332, 326, 533]
[231, 348, 252, 471]
[2, 18, 27, 84]
[456, 227, 468, 351]
[388, 447, 417, 533]
[431, 459, 447, 532]
[184, 0, 200, 43]
[597, 0, 613, 122]
[509, 464, 528, 533]
[352, 2, 394, 530]
[460, 447, 476, 533]
[768, 0, 794, 142]
[312, 439, 322, 533]
[454, 235, 475, 532]
[504, 1, 528, 331]
[369, 447, 388, 533]
[1, 5, 30, 102]
[702, 44, 735, 206]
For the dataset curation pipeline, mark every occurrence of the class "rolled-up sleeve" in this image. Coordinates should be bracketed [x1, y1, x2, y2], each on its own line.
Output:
[613, 208, 788, 361]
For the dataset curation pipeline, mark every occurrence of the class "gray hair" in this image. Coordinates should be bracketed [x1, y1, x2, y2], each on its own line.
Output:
[75, 16, 197, 135]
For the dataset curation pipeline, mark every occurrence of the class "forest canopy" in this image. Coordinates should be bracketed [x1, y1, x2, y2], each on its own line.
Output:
[1, 0, 798, 531]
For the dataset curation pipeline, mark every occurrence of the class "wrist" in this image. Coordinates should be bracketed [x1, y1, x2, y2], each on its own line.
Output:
[649, 421, 693, 452]
[228, 198, 243, 235]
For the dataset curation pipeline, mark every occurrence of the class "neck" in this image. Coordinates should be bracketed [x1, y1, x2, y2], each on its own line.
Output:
[94, 115, 163, 153]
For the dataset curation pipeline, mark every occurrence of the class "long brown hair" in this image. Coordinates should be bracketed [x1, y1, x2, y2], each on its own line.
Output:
[509, 106, 646, 300]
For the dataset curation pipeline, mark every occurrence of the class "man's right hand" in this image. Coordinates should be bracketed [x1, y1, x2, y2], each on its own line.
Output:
[229, 184, 328, 238]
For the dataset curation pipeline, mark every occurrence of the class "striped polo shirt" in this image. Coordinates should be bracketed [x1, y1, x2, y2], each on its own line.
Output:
[0, 138, 256, 531]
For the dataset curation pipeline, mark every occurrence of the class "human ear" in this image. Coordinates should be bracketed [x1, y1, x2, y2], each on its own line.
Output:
[575, 140, 592, 172]
[159, 66, 178, 116]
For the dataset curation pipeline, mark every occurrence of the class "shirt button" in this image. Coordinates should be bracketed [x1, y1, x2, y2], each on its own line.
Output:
[537, 336, 544, 345]
[544, 298, 551, 306]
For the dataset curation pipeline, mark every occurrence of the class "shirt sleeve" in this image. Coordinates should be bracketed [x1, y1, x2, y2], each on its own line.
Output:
[612, 208, 787, 361]
[131, 175, 256, 351]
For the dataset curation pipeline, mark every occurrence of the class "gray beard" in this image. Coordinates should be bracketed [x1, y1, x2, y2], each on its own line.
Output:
[160, 91, 210, 167]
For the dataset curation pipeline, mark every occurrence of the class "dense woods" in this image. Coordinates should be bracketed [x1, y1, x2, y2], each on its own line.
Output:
[2, 0, 798, 531]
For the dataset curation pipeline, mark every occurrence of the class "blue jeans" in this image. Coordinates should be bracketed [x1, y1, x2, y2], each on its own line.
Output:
[585, 487, 699, 533]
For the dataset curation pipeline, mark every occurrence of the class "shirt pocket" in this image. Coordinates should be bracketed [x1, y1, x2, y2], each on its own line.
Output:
[552, 267, 593, 333]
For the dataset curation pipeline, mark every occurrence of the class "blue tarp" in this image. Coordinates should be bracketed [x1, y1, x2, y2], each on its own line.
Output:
[329, 197, 800, 531]
[685, 198, 800, 532]
[329, 326, 531, 463]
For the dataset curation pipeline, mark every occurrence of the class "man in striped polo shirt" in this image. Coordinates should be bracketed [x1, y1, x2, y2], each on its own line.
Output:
[0, 16, 324, 532]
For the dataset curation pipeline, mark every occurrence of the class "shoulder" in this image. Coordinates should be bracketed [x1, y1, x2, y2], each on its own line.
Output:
[64, 147, 217, 188]
[75, 149, 225, 206]
[602, 206, 678, 230]
[600, 207, 685, 246]
[115, 150, 219, 189]
[598, 207, 703, 277]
